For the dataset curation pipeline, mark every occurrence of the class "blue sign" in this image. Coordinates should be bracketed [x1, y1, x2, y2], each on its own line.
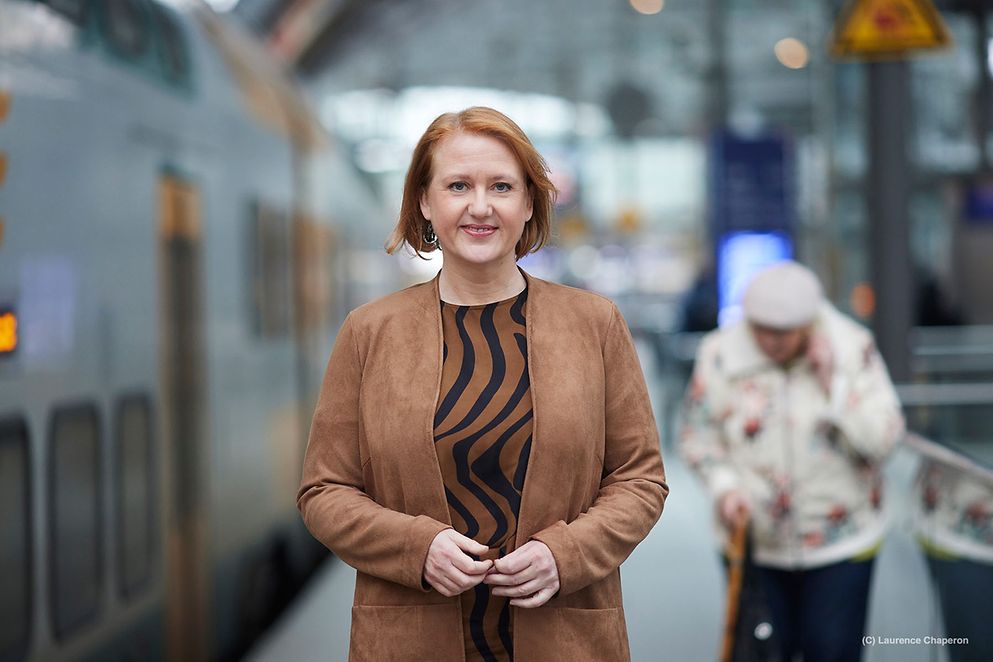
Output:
[964, 178, 993, 225]
[717, 231, 793, 327]
[710, 130, 796, 325]
[710, 131, 795, 234]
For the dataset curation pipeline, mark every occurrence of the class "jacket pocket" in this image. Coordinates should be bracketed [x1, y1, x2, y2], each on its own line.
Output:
[349, 603, 462, 662]
[516, 606, 630, 661]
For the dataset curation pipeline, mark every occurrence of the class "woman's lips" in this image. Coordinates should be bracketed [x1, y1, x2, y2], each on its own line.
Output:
[460, 225, 497, 237]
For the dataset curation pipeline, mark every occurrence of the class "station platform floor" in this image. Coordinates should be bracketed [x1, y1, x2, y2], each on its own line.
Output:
[248, 343, 945, 662]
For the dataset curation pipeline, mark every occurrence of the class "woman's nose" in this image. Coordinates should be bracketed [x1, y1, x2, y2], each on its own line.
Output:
[467, 190, 491, 217]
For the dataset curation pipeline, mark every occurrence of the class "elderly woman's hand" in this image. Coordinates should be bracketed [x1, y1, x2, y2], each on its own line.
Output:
[718, 489, 751, 529]
[483, 540, 560, 608]
[423, 530, 493, 597]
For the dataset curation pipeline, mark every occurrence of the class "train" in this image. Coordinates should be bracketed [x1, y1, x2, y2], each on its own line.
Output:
[0, 0, 397, 659]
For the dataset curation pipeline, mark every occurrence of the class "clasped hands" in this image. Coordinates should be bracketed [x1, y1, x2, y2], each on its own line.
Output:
[422, 529, 560, 608]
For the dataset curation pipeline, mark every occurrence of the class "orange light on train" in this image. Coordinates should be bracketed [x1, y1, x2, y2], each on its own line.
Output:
[0, 311, 17, 354]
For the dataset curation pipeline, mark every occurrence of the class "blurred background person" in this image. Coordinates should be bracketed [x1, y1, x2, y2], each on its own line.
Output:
[679, 263, 720, 333]
[679, 261, 905, 662]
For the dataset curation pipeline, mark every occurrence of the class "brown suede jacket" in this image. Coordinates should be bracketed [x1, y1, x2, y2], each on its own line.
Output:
[297, 270, 668, 661]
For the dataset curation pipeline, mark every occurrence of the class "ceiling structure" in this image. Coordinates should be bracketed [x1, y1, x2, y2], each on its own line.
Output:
[221, 0, 987, 145]
[229, 0, 832, 137]
[227, 0, 988, 140]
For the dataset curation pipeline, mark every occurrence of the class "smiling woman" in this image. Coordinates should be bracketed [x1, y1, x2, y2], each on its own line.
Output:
[417, 131, 533, 303]
[299, 106, 668, 662]
[387, 109, 553, 251]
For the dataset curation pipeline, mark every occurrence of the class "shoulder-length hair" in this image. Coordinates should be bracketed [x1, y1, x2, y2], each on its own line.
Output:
[385, 106, 557, 259]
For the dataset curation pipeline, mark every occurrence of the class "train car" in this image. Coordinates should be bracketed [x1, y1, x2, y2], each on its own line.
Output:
[0, 0, 393, 659]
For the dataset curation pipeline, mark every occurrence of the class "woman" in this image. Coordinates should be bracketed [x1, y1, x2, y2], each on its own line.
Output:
[297, 107, 668, 662]
[680, 261, 905, 662]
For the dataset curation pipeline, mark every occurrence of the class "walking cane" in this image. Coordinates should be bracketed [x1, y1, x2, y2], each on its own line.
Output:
[719, 516, 749, 662]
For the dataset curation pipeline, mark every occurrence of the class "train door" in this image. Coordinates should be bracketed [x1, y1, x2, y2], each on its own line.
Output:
[158, 173, 209, 662]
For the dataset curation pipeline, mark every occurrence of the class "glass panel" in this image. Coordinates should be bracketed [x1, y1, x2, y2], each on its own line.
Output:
[0, 418, 30, 658]
[50, 405, 101, 639]
[903, 401, 993, 659]
[911, 326, 993, 384]
[117, 396, 154, 597]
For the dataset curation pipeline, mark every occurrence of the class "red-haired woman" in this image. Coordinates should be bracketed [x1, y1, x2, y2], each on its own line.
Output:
[298, 107, 668, 661]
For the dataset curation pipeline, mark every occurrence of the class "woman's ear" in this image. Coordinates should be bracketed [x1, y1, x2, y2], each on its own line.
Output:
[419, 190, 432, 221]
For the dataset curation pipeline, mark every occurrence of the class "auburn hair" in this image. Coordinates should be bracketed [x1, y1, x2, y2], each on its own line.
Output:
[385, 107, 557, 259]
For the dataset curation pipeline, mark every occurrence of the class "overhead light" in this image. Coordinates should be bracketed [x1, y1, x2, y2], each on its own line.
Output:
[630, 0, 664, 16]
[774, 37, 809, 70]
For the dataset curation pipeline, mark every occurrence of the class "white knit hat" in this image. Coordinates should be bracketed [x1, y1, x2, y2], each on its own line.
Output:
[742, 261, 823, 329]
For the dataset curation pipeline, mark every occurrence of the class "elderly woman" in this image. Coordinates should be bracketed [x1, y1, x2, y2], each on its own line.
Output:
[297, 107, 668, 662]
[680, 261, 904, 662]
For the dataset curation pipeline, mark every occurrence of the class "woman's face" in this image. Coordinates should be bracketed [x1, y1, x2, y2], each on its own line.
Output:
[419, 131, 532, 271]
[749, 322, 810, 365]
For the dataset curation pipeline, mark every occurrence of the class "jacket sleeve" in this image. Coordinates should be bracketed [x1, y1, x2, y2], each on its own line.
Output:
[822, 336, 905, 464]
[530, 304, 668, 597]
[677, 336, 740, 499]
[296, 314, 451, 591]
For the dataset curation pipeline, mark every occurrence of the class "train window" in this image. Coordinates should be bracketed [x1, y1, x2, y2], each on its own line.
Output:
[293, 216, 336, 335]
[49, 404, 103, 640]
[101, 0, 150, 58]
[250, 203, 292, 339]
[0, 417, 31, 660]
[150, 5, 190, 85]
[115, 394, 155, 598]
[44, 0, 88, 26]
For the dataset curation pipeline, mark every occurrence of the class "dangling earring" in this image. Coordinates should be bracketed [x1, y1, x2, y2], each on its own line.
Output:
[424, 222, 440, 249]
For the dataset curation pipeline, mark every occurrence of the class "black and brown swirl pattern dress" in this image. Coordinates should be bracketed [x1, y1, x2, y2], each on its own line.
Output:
[435, 286, 532, 662]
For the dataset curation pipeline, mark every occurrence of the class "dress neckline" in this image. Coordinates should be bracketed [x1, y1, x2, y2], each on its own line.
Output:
[440, 286, 527, 310]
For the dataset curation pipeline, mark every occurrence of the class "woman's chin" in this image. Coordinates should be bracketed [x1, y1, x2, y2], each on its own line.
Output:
[446, 245, 515, 268]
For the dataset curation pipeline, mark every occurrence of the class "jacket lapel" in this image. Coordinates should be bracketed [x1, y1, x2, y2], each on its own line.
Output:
[515, 270, 544, 548]
[395, 272, 452, 525]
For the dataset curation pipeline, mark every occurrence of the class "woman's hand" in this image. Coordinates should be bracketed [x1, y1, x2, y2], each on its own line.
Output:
[483, 540, 560, 608]
[718, 489, 751, 529]
[423, 530, 493, 597]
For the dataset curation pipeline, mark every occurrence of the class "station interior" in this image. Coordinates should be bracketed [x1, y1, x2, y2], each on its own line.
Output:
[2, 0, 993, 661]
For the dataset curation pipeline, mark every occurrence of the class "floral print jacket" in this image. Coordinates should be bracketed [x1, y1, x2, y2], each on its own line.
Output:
[679, 304, 905, 569]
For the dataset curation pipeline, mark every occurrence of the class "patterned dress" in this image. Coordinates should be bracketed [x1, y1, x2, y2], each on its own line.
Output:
[434, 287, 532, 662]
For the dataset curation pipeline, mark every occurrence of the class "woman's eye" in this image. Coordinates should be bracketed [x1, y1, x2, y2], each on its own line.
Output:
[448, 182, 468, 192]
[494, 182, 512, 192]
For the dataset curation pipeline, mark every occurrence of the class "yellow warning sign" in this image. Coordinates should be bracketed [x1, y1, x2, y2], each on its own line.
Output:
[832, 0, 952, 59]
